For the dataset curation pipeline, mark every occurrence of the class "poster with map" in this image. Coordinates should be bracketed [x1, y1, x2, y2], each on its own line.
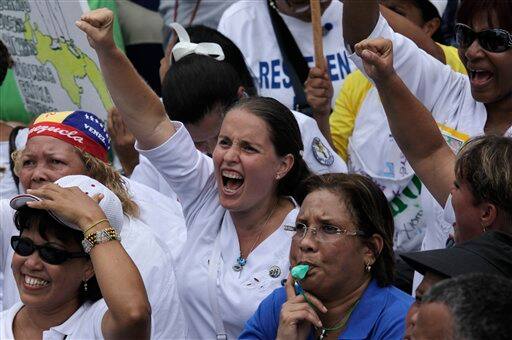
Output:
[0, 0, 113, 120]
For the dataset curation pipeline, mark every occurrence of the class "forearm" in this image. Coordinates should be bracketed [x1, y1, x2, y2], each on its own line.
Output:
[343, 0, 380, 50]
[380, 6, 445, 63]
[313, 113, 335, 148]
[374, 73, 455, 204]
[88, 222, 151, 339]
[95, 47, 174, 149]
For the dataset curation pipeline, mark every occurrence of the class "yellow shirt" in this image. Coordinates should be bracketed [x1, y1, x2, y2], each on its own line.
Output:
[330, 44, 467, 161]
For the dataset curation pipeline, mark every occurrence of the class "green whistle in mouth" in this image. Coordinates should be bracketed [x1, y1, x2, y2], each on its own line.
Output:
[291, 264, 310, 280]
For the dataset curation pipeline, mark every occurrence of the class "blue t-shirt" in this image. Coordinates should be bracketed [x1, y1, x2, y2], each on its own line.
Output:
[239, 280, 413, 340]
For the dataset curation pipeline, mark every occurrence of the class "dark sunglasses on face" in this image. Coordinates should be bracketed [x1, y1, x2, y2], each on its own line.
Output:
[455, 23, 512, 53]
[11, 236, 88, 265]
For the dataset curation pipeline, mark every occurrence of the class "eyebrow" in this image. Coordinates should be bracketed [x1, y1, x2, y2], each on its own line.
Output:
[218, 135, 264, 149]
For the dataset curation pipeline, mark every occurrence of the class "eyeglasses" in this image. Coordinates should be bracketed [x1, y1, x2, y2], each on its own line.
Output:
[285, 222, 366, 243]
[11, 236, 88, 265]
[455, 23, 512, 53]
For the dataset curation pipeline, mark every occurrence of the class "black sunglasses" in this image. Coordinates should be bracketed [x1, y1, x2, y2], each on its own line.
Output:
[11, 236, 88, 265]
[455, 23, 512, 53]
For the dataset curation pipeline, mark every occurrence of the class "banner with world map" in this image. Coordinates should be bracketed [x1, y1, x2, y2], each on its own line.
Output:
[0, 0, 113, 120]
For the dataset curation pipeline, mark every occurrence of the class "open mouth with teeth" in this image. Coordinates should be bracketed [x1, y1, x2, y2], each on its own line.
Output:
[469, 69, 493, 87]
[24, 274, 50, 288]
[221, 170, 245, 194]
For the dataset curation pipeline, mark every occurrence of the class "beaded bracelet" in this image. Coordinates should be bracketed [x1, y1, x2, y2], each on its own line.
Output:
[82, 227, 120, 253]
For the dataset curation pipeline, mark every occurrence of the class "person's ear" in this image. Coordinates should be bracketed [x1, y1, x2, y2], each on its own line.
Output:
[237, 86, 247, 99]
[275, 154, 294, 180]
[479, 202, 498, 231]
[363, 233, 384, 266]
[83, 260, 95, 282]
[422, 17, 441, 38]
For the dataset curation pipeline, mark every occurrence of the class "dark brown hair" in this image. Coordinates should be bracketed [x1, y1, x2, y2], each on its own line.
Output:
[297, 173, 395, 287]
[14, 206, 102, 302]
[457, 0, 512, 32]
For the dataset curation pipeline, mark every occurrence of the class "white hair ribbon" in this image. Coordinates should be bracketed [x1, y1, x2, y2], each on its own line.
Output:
[169, 22, 225, 62]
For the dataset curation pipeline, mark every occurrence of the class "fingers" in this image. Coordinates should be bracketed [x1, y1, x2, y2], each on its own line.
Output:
[284, 273, 297, 299]
[355, 38, 391, 57]
[79, 8, 113, 28]
[282, 308, 322, 328]
[302, 291, 328, 313]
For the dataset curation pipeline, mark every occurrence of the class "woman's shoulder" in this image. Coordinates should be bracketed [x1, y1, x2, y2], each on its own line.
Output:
[382, 285, 415, 309]
[0, 302, 23, 339]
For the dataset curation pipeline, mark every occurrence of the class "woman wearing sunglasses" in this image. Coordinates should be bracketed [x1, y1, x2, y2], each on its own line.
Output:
[342, 0, 512, 253]
[0, 175, 150, 340]
[241, 174, 413, 339]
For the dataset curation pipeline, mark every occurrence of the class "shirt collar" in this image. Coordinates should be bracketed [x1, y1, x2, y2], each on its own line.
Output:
[42, 302, 91, 338]
[339, 280, 387, 339]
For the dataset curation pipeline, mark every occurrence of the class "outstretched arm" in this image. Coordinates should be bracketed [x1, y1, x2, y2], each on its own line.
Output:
[76, 8, 174, 150]
[355, 38, 456, 206]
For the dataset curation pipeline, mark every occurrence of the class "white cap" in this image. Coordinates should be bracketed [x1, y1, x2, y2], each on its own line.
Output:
[429, 0, 448, 17]
[169, 22, 225, 62]
[10, 175, 124, 233]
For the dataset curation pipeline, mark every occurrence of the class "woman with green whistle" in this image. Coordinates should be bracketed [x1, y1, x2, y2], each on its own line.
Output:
[240, 174, 413, 339]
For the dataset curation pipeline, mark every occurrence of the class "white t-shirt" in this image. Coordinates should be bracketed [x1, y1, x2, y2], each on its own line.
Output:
[130, 110, 346, 202]
[0, 301, 106, 339]
[218, 1, 355, 110]
[137, 122, 299, 339]
[0, 200, 186, 339]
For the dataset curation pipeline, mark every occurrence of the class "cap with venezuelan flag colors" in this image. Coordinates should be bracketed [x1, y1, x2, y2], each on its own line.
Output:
[28, 111, 110, 162]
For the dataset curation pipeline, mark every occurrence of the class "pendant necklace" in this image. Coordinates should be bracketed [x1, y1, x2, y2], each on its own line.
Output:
[317, 299, 359, 340]
[233, 203, 277, 272]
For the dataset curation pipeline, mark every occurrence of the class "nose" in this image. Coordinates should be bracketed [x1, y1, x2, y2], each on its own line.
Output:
[29, 164, 51, 186]
[20, 251, 45, 271]
[298, 227, 319, 252]
[223, 144, 240, 163]
[464, 38, 485, 61]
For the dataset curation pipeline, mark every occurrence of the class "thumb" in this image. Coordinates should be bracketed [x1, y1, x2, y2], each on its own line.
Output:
[92, 193, 104, 203]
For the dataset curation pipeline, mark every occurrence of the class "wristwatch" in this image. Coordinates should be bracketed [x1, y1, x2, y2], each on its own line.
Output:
[82, 227, 120, 253]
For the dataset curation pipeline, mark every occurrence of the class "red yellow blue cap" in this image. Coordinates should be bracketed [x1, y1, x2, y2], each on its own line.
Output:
[28, 111, 110, 162]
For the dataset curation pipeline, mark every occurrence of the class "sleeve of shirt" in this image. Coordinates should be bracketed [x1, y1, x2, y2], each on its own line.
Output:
[239, 288, 284, 340]
[89, 300, 109, 338]
[130, 155, 161, 192]
[293, 111, 348, 174]
[330, 70, 372, 161]
[349, 15, 462, 113]
[135, 122, 215, 216]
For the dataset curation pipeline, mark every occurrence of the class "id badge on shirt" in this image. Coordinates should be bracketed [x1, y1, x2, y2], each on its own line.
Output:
[437, 123, 470, 154]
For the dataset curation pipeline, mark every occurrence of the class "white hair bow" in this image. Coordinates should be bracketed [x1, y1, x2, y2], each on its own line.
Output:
[169, 22, 225, 62]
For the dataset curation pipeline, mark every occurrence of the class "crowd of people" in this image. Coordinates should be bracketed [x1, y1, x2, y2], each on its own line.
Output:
[1, 0, 512, 339]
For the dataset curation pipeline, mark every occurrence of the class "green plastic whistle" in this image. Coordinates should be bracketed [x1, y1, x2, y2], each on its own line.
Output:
[291, 264, 310, 281]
